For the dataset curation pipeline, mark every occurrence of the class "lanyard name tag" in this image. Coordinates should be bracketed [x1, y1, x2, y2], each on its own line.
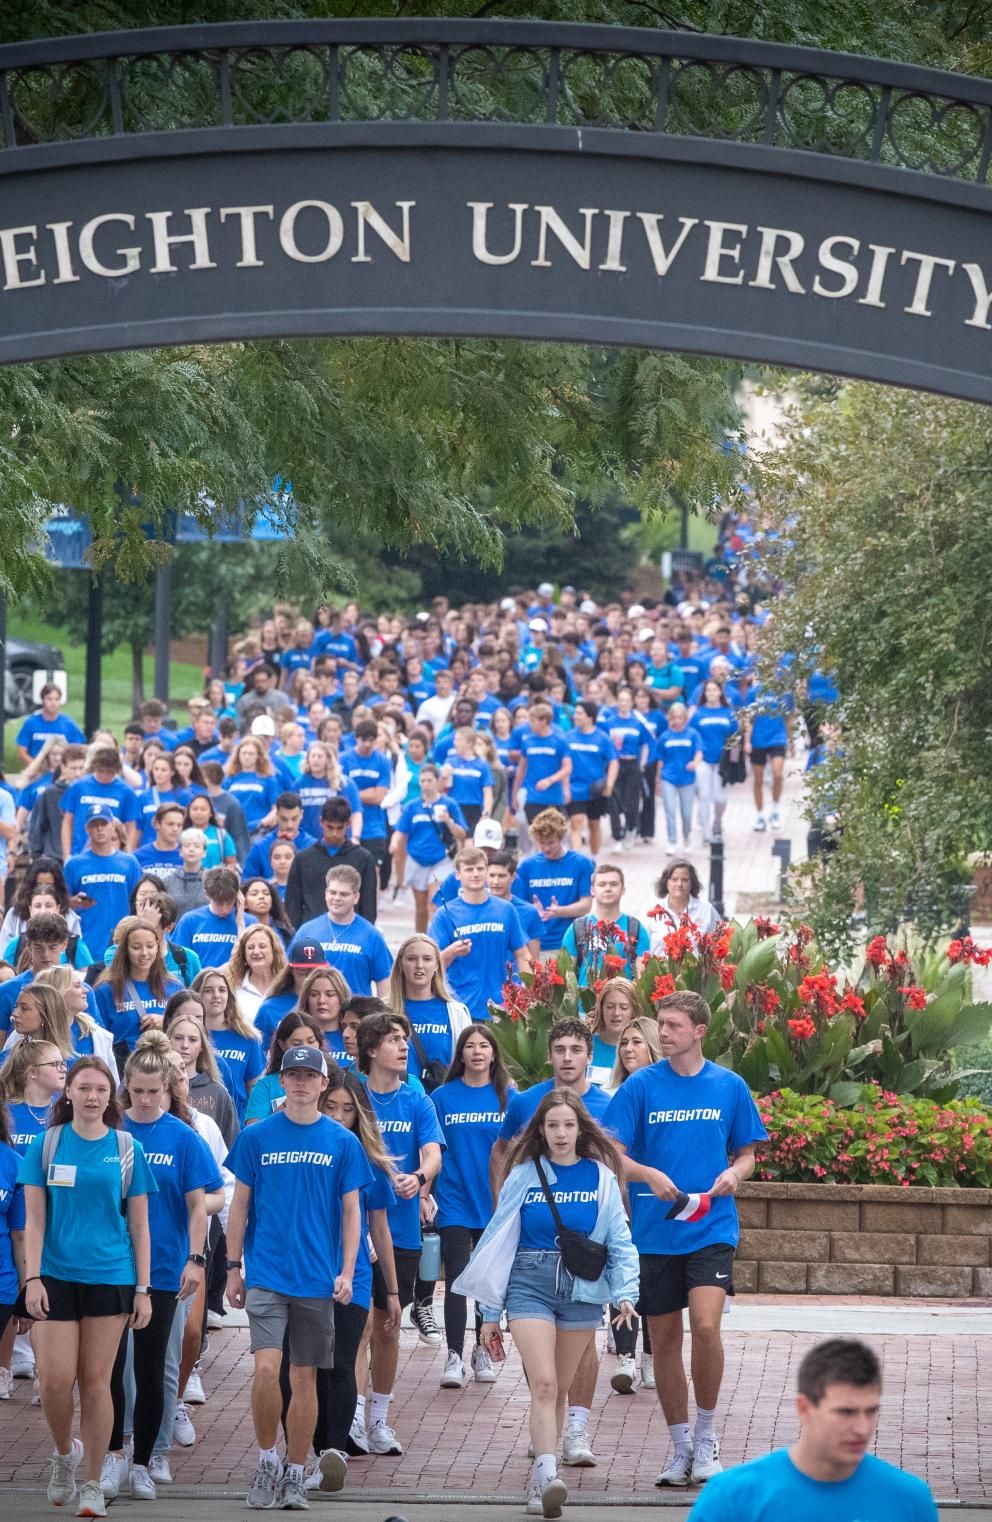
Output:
[48, 1164, 77, 1187]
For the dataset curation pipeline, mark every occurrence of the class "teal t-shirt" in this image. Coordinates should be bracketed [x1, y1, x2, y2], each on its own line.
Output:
[244, 1071, 286, 1125]
[18, 1126, 157, 1285]
[688, 1449, 938, 1521]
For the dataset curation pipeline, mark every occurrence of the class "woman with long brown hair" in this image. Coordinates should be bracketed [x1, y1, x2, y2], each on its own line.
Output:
[94, 917, 183, 1054]
[454, 1091, 638, 1519]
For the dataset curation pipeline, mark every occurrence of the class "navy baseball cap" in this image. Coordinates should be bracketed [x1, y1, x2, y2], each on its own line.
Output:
[280, 1046, 326, 1076]
[287, 937, 327, 970]
[85, 803, 115, 824]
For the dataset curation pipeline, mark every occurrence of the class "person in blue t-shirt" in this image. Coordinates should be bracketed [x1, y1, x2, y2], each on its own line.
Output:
[656, 704, 703, 849]
[60, 748, 140, 858]
[688, 1338, 938, 1521]
[0, 1117, 25, 1342]
[390, 765, 468, 933]
[133, 802, 185, 870]
[221, 739, 282, 836]
[511, 703, 571, 822]
[565, 702, 618, 857]
[431, 1023, 515, 1389]
[16, 684, 86, 764]
[341, 721, 392, 881]
[173, 868, 255, 971]
[486, 852, 544, 958]
[355, 1010, 444, 1459]
[429, 847, 530, 1022]
[63, 806, 143, 960]
[194, 967, 264, 1123]
[691, 680, 739, 845]
[0, 1037, 65, 1154]
[134, 754, 189, 845]
[745, 680, 795, 834]
[295, 864, 392, 997]
[440, 727, 494, 832]
[225, 1045, 371, 1511]
[387, 934, 472, 1089]
[18, 1055, 157, 1513]
[562, 862, 650, 987]
[605, 990, 767, 1490]
[242, 793, 316, 881]
[512, 809, 594, 953]
[94, 918, 184, 1053]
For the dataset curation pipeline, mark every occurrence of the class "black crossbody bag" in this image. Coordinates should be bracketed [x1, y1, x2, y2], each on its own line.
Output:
[533, 1157, 608, 1281]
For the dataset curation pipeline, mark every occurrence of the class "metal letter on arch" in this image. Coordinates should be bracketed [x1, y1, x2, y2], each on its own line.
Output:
[3, 19, 992, 401]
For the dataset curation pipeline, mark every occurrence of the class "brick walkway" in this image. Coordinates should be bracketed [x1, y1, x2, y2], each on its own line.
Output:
[1, 1296, 988, 1502]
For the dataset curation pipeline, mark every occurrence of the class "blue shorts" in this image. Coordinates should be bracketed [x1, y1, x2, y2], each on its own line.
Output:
[505, 1250, 604, 1330]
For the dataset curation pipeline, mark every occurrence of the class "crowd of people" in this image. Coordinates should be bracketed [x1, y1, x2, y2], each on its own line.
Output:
[0, 550, 923, 1522]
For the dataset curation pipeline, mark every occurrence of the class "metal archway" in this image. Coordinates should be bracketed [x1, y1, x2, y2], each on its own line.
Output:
[2, 19, 992, 399]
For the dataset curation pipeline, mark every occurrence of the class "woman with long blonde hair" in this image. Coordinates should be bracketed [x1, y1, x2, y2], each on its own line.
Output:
[190, 969, 262, 1123]
[227, 925, 286, 1025]
[297, 741, 362, 840]
[34, 966, 116, 1070]
[587, 977, 645, 1089]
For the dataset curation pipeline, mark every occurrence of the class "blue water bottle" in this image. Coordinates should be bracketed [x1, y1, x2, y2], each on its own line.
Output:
[419, 1226, 441, 1281]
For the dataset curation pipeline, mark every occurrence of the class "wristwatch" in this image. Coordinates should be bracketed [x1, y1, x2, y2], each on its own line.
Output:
[226, 1258, 243, 1271]
[187, 1252, 207, 1267]
[415, 1171, 428, 1187]
[135, 1284, 150, 1295]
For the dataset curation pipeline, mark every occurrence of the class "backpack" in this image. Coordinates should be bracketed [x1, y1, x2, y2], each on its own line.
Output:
[41, 1124, 135, 1216]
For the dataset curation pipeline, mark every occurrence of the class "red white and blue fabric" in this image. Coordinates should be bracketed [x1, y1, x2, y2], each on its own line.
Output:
[666, 1191, 712, 1223]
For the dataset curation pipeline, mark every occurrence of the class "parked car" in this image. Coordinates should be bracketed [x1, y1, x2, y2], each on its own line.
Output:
[4, 635, 65, 718]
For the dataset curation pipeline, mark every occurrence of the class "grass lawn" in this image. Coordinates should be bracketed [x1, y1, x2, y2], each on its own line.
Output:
[5, 613, 204, 770]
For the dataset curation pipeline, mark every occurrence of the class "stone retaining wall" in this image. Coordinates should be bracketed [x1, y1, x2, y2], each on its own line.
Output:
[735, 1183, 991, 1297]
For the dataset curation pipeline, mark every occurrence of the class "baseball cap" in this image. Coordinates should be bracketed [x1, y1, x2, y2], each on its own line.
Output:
[287, 937, 328, 970]
[499, 596, 516, 612]
[85, 803, 115, 825]
[628, 604, 646, 618]
[579, 599, 598, 615]
[528, 617, 548, 633]
[250, 714, 276, 737]
[474, 818, 504, 851]
[636, 627, 654, 642]
[280, 1045, 327, 1077]
[537, 582, 555, 597]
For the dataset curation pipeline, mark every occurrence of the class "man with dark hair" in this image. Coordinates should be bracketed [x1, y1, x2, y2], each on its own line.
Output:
[134, 802, 185, 869]
[60, 746, 140, 858]
[606, 993, 767, 1490]
[341, 720, 391, 880]
[173, 866, 254, 968]
[242, 793, 316, 880]
[689, 1338, 937, 1518]
[16, 681, 84, 763]
[64, 804, 142, 959]
[285, 798, 377, 928]
[139, 697, 177, 749]
[0, 913, 97, 1036]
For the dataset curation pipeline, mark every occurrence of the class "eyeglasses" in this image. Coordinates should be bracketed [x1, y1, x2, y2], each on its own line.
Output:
[32, 1060, 68, 1074]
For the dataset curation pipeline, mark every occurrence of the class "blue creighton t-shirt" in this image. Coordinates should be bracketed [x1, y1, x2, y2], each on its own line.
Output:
[295, 912, 392, 995]
[123, 1112, 223, 1291]
[604, 1059, 767, 1255]
[431, 1078, 509, 1229]
[512, 851, 594, 951]
[173, 906, 255, 968]
[94, 977, 184, 1050]
[688, 1449, 938, 1522]
[363, 1082, 445, 1250]
[226, 1111, 373, 1298]
[518, 1157, 599, 1250]
[428, 894, 526, 1021]
[498, 1078, 611, 1142]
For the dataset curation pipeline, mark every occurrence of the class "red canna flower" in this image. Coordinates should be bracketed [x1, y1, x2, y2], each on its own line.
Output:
[652, 973, 677, 1001]
[904, 986, 927, 1010]
[719, 963, 737, 991]
[787, 1015, 817, 1040]
[754, 916, 781, 939]
[601, 953, 626, 974]
[865, 935, 889, 967]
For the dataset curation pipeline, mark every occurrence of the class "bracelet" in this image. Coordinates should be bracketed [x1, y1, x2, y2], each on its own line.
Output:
[24, 1275, 42, 1284]
[386, 1289, 400, 1296]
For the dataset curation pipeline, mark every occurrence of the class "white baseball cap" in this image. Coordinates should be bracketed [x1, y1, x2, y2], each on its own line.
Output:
[628, 604, 646, 618]
[474, 818, 504, 850]
[250, 714, 276, 737]
[579, 599, 598, 615]
[529, 617, 549, 633]
[537, 582, 555, 596]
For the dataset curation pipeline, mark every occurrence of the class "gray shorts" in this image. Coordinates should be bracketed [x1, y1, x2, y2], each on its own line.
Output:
[246, 1286, 335, 1368]
[404, 855, 453, 893]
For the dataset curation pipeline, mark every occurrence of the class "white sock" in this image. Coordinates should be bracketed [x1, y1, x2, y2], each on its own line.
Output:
[354, 1394, 366, 1418]
[669, 1422, 692, 1456]
[566, 1405, 589, 1432]
[695, 1406, 717, 1443]
[369, 1391, 391, 1428]
[259, 1446, 280, 1469]
[533, 1453, 557, 1487]
[286, 1463, 304, 1484]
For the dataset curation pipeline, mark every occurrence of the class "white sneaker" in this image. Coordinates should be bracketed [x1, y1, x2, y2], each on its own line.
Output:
[561, 1424, 596, 1466]
[440, 1351, 467, 1389]
[48, 1439, 83, 1506]
[367, 1421, 403, 1456]
[11, 1352, 35, 1379]
[75, 1482, 107, 1519]
[183, 1363, 206, 1404]
[32, 1376, 41, 1406]
[206, 1309, 225, 1330]
[303, 1474, 321, 1494]
[691, 1436, 723, 1483]
[609, 1354, 639, 1394]
[347, 1414, 369, 1455]
[0, 1366, 12, 1399]
[148, 1454, 173, 1485]
[769, 810, 782, 832]
[540, 1476, 567, 1518]
[174, 1401, 196, 1447]
[471, 1344, 497, 1383]
[753, 813, 767, 832]
[317, 1448, 348, 1493]
[99, 1452, 129, 1502]
[129, 1464, 157, 1500]
[655, 1448, 693, 1487]
[640, 1353, 655, 1390]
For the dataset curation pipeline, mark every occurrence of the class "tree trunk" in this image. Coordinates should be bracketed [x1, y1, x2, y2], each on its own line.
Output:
[131, 641, 145, 715]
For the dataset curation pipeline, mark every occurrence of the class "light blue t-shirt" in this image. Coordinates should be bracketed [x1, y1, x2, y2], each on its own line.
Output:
[123, 1112, 223, 1291]
[604, 1059, 767, 1255]
[432, 1079, 508, 1230]
[0, 1143, 25, 1303]
[363, 1082, 445, 1250]
[498, 1078, 611, 1142]
[18, 1126, 157, 1285]
[226, 1111, 373, 1298]
[518, 1156, 599, 1251]
[429, 894, 526, 1021]
[687, 1448, 937, 1521]
[294, 912, 392, 996]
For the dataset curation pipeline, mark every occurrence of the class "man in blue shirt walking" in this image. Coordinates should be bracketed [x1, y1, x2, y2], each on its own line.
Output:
[606, 991, 767, 1491]
[689, 1339, 937, 1519]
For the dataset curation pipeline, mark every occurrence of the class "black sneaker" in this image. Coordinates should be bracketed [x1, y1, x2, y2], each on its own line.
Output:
[410, 1300, 442, 1347]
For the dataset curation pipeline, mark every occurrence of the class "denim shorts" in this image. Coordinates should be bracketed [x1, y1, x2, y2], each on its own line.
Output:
[505, 1250, 604, 1330]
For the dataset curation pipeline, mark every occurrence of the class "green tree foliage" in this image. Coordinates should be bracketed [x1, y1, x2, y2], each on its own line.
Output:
[759, 381, 992, 953]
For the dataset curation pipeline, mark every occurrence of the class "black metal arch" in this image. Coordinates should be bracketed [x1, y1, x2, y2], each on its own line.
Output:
[1, 20, 991, 400]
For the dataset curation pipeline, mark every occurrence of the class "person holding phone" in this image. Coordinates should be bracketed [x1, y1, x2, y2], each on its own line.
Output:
[454, 1091, 638, 1519]
[390, 765, 468, 932]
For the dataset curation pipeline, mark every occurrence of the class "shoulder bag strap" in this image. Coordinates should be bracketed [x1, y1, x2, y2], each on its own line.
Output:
[116, 1129, 135, 1201]
[125, 978, 151, 1026]
[533, 1157, 566, 1238]
[41, 1123, 64, 1178]
[407, 1021, 430, 1074]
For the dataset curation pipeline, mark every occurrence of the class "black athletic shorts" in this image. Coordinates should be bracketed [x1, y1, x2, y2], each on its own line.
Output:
[372, 1246, 420, 1313]
[566, 797, 609, 821]
[18, 1276, 135, 1323]
[749, 744, 785, 768]
[637, 1244, 735, 1317]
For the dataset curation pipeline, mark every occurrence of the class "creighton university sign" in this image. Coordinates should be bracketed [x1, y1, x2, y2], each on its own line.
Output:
[4, 19, 992, 400]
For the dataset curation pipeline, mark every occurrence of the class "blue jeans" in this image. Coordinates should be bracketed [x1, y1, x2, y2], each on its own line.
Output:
[662, 780, 695, 843]
[505, 1250, 604, 1330]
